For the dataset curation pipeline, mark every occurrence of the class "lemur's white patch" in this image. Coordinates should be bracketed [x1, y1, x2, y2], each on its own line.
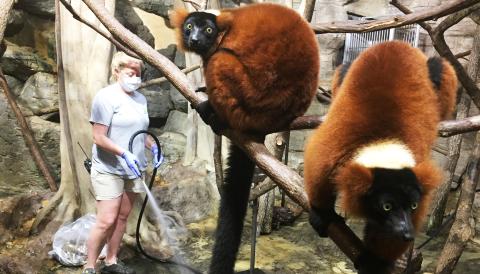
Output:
[353, 140, 415, 169]
[204, 9, 220, 16]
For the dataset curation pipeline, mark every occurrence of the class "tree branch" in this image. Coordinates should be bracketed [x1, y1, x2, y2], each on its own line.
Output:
[303, 0, 316, 23]
[287, 114, 480, 137]
[390, 0, 432, 31]
[182, 0, 202, 11]
[213, 134, 223, 193]
[438, 117, 480, 137]
[435, 4, 480, 32]
[0, 70, 58, 192]
[455, 50, 471, 59]
[249, 180, 276, 201]
[59, 0, 138, 58]
[140, 65, 201, 88]
[431, 4, 480, 109]
[312, 0, 479, 34]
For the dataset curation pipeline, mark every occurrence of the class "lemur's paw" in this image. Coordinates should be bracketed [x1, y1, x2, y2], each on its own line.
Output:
[195, 100, 215, 125]
[209, 115, 228, 135]
[309, 206, 344, 238]
[194, 100, 227, 134]
[195, 86, 207, 93]
[355, 250, 393, 274]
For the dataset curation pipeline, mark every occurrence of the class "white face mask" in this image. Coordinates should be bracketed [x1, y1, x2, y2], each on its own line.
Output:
[119, 74, 141, 92]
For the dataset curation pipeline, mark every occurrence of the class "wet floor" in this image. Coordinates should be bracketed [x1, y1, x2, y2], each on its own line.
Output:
[46, 209, 480, 274]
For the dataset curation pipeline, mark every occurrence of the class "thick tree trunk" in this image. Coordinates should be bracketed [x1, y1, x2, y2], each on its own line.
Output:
[33, 0, 116, 231]
[56, 0, 81, 210]
[58, 0, 115, 216]
[0, 0, 15, 42]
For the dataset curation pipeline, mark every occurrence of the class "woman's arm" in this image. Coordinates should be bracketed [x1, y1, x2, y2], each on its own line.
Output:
[92, 123, 125, 156]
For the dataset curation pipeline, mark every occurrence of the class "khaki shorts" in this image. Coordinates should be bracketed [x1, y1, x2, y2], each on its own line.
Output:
[91, 169, 145, 200]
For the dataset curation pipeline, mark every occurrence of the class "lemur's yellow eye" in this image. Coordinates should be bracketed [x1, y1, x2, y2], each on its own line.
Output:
[186, 23, 193, 30]
[383, 203, 392, 212]
[206, 27, 213, 34]
[411, 202, 418, 210]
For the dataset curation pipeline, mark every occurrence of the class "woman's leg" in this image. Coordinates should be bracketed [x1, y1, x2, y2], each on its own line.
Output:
[85, 197, 123, 269]
[104, 191, 137, 264]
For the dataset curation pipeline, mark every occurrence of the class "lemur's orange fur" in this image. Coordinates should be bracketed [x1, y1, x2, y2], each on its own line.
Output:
[304, 41, 457, 261]
[170, 3, 319, 133]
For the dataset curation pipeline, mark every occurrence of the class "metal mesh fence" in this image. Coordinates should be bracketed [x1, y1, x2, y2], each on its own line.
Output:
[342, 16, 420, 64]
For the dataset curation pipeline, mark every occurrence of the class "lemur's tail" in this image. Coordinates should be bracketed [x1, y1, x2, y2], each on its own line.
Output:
[427, 57, 458, 120]
[209, 144, 256, 274]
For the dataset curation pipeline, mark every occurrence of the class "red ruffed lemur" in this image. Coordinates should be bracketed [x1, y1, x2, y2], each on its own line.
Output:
[170, 3, 320, 274]
[304, 41, 457, 274]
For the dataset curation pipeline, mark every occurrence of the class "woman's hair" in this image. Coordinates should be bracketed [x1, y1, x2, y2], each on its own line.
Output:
[110, 51, 144, 81]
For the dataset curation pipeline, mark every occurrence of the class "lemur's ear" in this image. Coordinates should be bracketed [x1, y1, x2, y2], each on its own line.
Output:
[412, 161, 442, 195]
[427, 57, 458, 120]
[169, 8, 190, 52]
[169, 8, 189, 28]
[216, 11, 233, 31]
[411, 160, 443, 228]
[335, 163, 373, 217]
[331, 62, 352, 98]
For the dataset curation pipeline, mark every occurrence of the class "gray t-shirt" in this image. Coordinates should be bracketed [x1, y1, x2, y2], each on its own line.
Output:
[90, 83, 149, 179]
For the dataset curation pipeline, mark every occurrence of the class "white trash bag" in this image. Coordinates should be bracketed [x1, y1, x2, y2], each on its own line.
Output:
[48, 214, 107, 266]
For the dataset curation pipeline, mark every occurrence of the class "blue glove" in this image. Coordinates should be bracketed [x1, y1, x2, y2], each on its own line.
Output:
[121, 151, 141, 178]
[151, 144, 164, 169]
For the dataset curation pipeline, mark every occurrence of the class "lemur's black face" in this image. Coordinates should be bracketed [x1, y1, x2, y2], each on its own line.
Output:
[363, 168, 422, 241]
[182, 12, 219, 56]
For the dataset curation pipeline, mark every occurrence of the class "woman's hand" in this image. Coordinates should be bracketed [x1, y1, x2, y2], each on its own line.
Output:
[120, 151, 141, 177]
[151, 144, 164, 169]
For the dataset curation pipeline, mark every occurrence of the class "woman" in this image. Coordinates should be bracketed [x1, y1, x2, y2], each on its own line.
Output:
[83, 52, 161, 274]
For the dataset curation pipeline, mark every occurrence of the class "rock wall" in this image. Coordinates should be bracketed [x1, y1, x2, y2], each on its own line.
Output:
[1, 2, 59, 196]
[0, 93, 59, 196]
